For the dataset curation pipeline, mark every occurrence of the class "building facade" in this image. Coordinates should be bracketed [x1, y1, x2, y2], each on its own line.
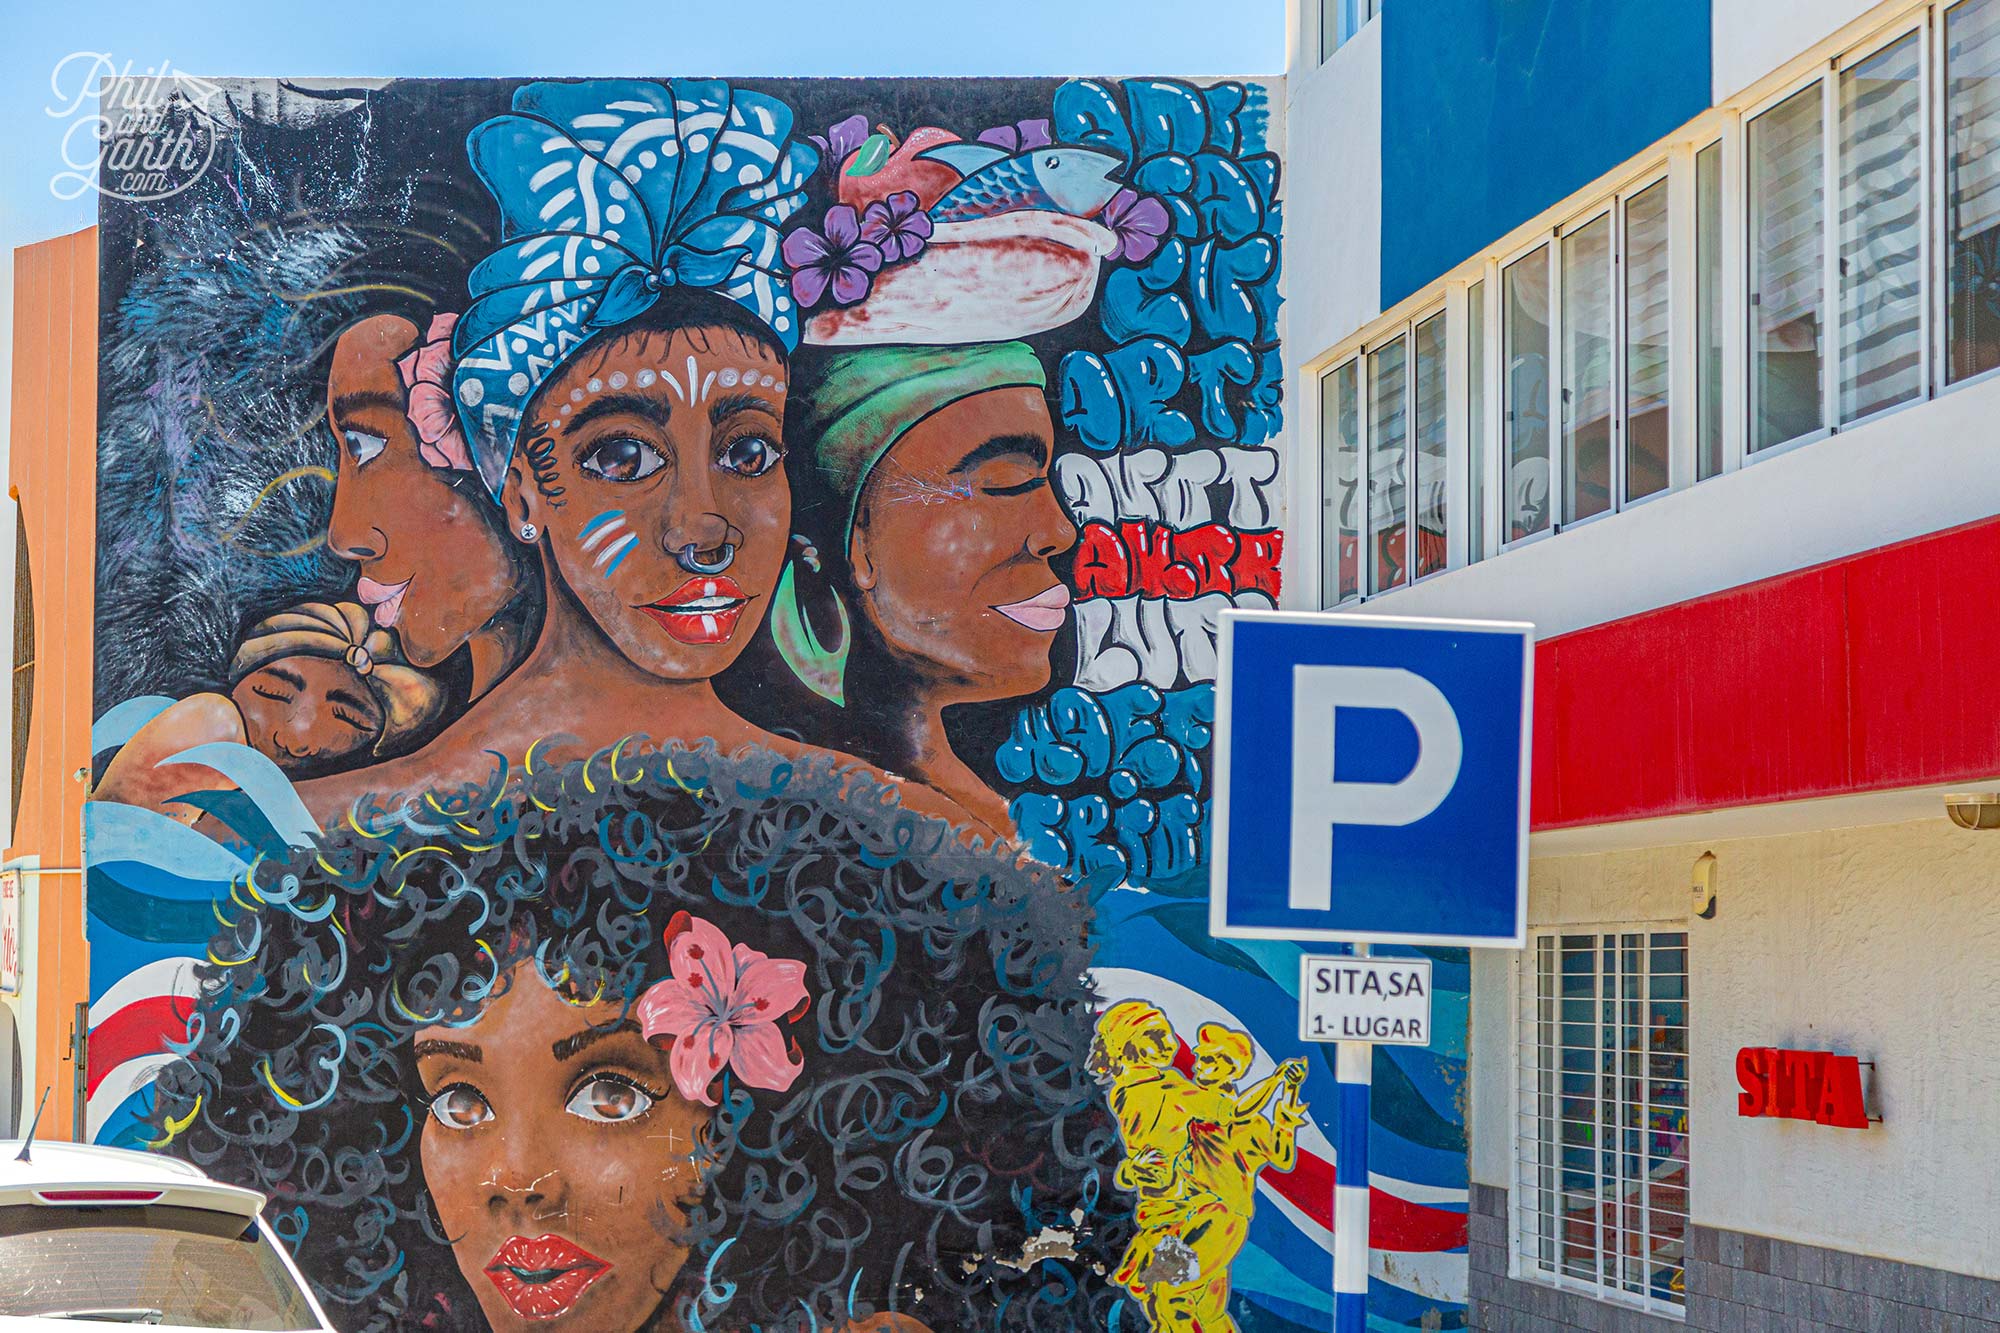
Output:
[1288, 0, 2000, 1328]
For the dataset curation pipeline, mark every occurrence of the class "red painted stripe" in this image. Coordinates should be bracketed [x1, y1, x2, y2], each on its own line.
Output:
[1531, 514, 2000, 829]
[1265, 1147, 1469, 1252]
[87, 996, 193, 1098]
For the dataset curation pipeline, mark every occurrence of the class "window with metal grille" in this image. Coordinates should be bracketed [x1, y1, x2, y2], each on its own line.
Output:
[1514, 928, 1690, 1316]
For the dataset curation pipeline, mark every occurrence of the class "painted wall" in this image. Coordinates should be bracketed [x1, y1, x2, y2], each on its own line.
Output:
[1377, 0, 1712, 308]
[70, 73, 1467, 1333]
[1474, 817, 2000, 1282]
[1712, 0, 1890, 104]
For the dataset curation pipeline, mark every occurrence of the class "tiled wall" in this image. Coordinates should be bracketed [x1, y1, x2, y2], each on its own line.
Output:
[1468, 1182, 2000, 1332]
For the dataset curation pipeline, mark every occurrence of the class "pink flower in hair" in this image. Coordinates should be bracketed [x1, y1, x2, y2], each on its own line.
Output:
[637, 911, 808, 1107]
[395, 312, 474, 472]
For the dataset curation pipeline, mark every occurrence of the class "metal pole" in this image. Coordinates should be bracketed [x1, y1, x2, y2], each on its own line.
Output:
[1334, 942, 1371, 1332]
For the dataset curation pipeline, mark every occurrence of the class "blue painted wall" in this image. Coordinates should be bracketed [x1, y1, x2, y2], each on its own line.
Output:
[1379, 0, 1712, 307]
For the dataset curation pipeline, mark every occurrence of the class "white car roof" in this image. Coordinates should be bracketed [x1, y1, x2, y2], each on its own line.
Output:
[0, 1139, 213, 1189]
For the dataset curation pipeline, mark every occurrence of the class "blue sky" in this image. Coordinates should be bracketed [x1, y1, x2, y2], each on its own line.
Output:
[0, 0, 1284, 540]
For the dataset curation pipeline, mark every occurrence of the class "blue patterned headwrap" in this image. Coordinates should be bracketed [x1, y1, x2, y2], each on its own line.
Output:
[451, 79, 819, 499]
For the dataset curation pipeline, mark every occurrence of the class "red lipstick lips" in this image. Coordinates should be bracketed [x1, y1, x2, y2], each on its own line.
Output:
[483, 1233, 611, 1320]
[639, 575, 751, 645]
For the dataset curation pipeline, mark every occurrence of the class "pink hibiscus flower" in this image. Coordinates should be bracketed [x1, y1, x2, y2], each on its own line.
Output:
[636, 911, 809, 1107]
[394, 311, 474, 473]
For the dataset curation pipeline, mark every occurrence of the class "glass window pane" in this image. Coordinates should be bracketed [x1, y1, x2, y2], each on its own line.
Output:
[1504, 247, 1552, 541]
[1468, 281, 1487, 561]
[1749, 82, 1826, 452]
[1840, 31, 1923, 421]
[1564, 214, 1613, 522]
[1320, 361, 1360, 605]
[1413, 311, 1448, 579]
[1369, 337, 1409, 593]
[1624, 179, 1672, 502]
[1696, 142, 1724, 480]
[1947, 0, 2000, 383]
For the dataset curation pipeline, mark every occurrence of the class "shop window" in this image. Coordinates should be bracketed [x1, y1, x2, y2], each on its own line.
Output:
[1515, 929, 1691, 1316]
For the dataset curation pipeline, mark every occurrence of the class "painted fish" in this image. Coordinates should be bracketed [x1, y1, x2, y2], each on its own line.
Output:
[921, 144, 1125, 223]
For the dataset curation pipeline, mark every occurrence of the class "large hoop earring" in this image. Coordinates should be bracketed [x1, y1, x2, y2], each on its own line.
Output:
[772, 537, 849, 707]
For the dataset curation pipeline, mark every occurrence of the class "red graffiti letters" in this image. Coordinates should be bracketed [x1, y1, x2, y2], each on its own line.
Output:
[1073, 520, 1282, 601]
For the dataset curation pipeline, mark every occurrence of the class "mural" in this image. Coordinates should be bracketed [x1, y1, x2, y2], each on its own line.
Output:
[84, 74, 1469, 1331]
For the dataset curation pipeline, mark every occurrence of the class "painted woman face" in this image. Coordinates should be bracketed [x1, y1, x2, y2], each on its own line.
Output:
[507, 328, 791, 681]
[415, 970, 706, 1333]
[325, 315, 525, 667]
[229, 654, 382, 773]
[850, 387, 1077, 700]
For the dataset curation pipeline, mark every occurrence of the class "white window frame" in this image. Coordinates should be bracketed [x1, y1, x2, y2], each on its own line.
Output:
[1937, 0, 2000, 397]
[1319, 302, 1449, 604]
[1834, 12, 1934, 429]
[1316, 355, 1363, 608]
[1497, 233, 1559, 553]
[1741, 67, 1835, 462]
[1511, 924, 1692, 1321]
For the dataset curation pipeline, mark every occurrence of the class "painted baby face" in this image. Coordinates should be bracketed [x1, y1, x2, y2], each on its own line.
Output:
[512, 327, 791, 681]
[851, 386, 1076, 700]
[230, 655, 383, 773]
[415, 972, 707, 1333]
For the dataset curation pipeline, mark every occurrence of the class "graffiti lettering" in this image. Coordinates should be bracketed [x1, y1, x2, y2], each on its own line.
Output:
[1056, 445, 1280, 528]
[1072, 520, 1281, 600]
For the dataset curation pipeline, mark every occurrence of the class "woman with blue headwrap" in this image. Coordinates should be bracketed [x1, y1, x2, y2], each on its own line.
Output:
[295, 80, 982, 833]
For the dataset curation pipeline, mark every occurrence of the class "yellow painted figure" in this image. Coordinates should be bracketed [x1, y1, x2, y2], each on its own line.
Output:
[1094, 1005, 1308, 1331]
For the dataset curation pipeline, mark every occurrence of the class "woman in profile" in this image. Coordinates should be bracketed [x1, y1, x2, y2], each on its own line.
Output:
[151, 743, 1132, 1332]
[756, 342, 1078, 834]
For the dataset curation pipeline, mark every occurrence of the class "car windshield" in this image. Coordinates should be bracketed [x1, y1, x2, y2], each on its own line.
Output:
[0, 1203, 318, 1330]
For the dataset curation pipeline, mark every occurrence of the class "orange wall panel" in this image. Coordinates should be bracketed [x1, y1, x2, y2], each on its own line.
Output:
[9, 227, 99, 1138]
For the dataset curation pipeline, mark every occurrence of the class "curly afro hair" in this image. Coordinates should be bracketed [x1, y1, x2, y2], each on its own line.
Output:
[151, 742, 1134, 1331]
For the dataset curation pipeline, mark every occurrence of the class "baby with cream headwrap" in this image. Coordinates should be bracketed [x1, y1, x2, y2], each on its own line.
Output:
[96, 601, 447, 824]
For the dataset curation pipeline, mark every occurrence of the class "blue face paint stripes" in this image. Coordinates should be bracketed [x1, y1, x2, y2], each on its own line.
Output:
[579, 509, 626, 538]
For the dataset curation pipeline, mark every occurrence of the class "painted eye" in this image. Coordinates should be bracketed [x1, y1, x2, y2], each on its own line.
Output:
[345, 430, 387, 467]
[428, 1084, 492, 1131]
[1044, 154, 1059, 169]
[564, 1075, 654, 1124]
[717, 436, 783, 478]
[579, 436, 666, 482]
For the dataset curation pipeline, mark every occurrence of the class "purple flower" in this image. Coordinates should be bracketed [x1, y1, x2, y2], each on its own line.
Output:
[1101, 188, 1172, 265]
[859, 190, 933, 264]
[809, 113, 871, 166]
[977, 118, 1054, 153]
[783, 205, 884, 308]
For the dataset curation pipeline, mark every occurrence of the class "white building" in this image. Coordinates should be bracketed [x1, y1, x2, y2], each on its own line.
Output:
[1286, 0, 2000, 1327]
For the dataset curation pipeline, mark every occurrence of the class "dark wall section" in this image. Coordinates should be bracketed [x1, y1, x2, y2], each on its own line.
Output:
[1379, 0, 1712, 307]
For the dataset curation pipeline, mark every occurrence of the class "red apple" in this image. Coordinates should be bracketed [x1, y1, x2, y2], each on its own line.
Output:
[837, 126, 965, 212]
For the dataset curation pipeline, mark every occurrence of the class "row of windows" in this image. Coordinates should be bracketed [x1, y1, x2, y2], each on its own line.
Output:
[1319, 0, 2000, 606]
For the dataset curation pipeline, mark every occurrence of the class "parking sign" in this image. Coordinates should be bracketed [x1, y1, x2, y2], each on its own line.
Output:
[1210, 609, 1533, 947]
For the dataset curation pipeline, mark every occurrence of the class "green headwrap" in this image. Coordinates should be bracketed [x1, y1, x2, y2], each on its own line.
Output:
[797, 341, 1048, 542]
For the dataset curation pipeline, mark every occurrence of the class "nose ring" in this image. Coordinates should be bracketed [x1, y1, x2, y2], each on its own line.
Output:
[675, 542, 735, 575]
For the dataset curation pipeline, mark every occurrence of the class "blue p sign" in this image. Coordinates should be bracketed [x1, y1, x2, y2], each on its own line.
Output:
[1210, 610, 1532, 947]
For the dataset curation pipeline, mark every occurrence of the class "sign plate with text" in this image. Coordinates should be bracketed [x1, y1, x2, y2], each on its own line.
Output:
[1299, 954, 1432, 1045]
